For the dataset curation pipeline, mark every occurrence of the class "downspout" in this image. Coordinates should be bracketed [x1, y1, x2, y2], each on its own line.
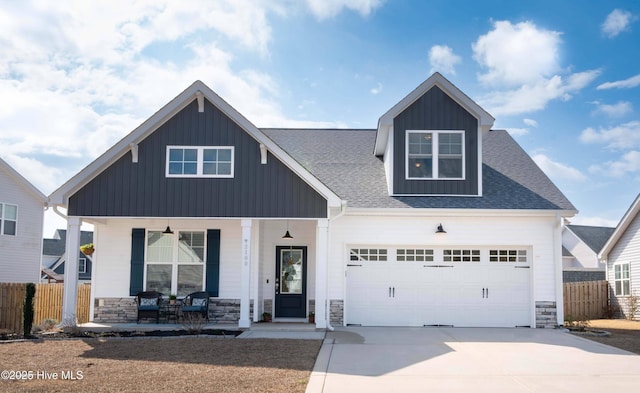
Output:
[53, 205, 68, 220]
[325, 200, 348, 332]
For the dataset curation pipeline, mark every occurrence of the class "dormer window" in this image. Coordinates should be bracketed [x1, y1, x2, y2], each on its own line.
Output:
[406, 130, 464, 180]
[166, 146, 234, 178]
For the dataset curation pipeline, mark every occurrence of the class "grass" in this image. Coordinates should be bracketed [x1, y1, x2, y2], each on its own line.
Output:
[572, 319, 640, 355]
[0, 337, 322, 393]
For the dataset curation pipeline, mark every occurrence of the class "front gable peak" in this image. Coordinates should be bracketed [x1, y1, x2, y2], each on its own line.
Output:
[374, 72, 494, 156]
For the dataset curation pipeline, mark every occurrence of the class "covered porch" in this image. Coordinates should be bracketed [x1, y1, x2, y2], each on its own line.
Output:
[60, 216, 331, 330]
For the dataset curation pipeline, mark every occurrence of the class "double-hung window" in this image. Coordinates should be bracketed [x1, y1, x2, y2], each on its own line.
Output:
[0, 202, 18, 236]
[614, 263, 630, 296]
[166, 146, 234, 178]
[406, 130, 464, 179]
[79, 258, 87, 274]
[145, 230, 206, 296]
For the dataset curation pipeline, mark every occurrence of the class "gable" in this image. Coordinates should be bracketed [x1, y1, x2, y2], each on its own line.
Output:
[392, 85, 479, 195]
[69, 98, 328, 218]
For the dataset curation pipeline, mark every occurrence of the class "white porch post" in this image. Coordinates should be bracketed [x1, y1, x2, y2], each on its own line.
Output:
[60, 216, 81, 327]
[239, 219, 252, 328]
[315, 219, 329, 328]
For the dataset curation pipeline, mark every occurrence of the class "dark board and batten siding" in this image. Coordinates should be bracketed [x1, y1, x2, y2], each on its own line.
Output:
[393, 86, 479, 195]
[69, 99, 327, 218]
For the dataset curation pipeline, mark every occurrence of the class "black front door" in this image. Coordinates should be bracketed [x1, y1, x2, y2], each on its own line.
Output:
[275, 246, 307, 318]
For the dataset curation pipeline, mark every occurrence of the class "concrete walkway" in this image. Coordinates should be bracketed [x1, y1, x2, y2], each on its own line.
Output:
[306, 327, 640, 393]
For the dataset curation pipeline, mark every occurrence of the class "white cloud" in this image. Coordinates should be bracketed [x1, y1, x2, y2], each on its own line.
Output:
[473, 21, 562, 87]
[532, 154, 587, 182]
[523, 118, 538, 127]
[472, 21, 599, 116]
[589, 150, 640, 177]
[370, 82, 383, 95]
[305, 0, 384, 20]
[428, 45, 461, 75]
[601, 9, 635, 38]
[568, 215, 619, 227]
[597, 74, 640, 90]
[505, 128, 529, 137]
[592, 101, 633, 117]
[580, 121, 640, 149]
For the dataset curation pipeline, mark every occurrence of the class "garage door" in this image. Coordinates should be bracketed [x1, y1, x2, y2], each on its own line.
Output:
[345, 247, 531, 327]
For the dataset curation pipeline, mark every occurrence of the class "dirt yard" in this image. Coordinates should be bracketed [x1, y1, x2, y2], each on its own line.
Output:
[574, 319, 640, 355]
[0, 337, 322, 393]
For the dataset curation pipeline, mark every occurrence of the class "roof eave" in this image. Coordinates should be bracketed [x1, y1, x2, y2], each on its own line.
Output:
[598, 193, 640, 260]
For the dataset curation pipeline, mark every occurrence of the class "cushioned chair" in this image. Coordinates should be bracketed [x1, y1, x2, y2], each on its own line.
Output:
[181, 291, 209, 321]
[136, 291, 162, 323]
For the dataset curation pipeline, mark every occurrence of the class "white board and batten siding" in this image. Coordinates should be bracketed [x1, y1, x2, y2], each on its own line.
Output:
[0, 166, 45, 283]
[329, 213, 561, 327]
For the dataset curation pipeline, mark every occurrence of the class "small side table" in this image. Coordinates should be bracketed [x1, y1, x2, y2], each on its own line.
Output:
[162, 303, 180, 323]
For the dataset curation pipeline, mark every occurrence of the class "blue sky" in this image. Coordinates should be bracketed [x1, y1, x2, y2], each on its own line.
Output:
[0, 0, 638, 236]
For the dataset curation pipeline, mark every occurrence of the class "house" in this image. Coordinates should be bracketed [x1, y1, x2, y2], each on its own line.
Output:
[599, 194, 640, 320]
[48, 73, 576, 328]
[562, 224, 614, 282]
[0, 156, 47, 283]
[42, 229, 94, 283]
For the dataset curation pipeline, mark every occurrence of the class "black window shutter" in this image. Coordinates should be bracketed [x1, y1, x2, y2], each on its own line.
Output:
[206, 229, 221, 297]
[129, 228, 145, 296]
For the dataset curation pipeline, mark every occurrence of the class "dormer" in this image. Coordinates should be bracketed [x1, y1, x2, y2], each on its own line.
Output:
[374, 72, 494, 196]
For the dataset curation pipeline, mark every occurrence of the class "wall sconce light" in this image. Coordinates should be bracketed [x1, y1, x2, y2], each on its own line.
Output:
[435, 224, 446, 234]
[163, 219, 174, 234]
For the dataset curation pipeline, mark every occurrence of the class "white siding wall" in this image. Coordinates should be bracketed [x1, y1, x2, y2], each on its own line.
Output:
[607, 213, 640, 312]
[328, 213, 560, 303]
[562, 227, 601, 269]
[0, 170, 44, 283]
[93, 219, 243, 298]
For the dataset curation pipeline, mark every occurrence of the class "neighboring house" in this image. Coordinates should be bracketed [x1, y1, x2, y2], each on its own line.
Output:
[48, 73, 576, 328]
[42, 229, 94, 283]
[562, 224, 614, 282]
[599, 194, 640, 320]
[0, 156, 47, 283]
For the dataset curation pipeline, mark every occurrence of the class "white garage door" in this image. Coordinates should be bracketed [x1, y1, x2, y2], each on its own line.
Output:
[346, 247, 531, 327]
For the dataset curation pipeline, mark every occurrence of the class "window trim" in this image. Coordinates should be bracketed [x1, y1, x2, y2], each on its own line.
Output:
[405, 130, 465, 180]
[144, 229, 207, 296]
[614, 262, 631, 296]
[0, 202, 18, 236]
[78, 258, 87, 274]
[166, 146, 235, 178]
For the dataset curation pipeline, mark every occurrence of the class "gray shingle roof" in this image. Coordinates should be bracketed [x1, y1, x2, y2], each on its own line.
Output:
[262, 128, 576, 211]
[566, 225, 615, 254]
[42, 230, 94, 256]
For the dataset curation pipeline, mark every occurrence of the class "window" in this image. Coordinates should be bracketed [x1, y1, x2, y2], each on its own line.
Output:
[145, 230, 206, 296]
[614, 263, 630, 296]
[397, 249, 434, 262]
[0, 203, 18, 236]
[406, 131, 464, 179]
[79, 258, 87, 274]
[166, 146, 234, 178]
[490, 249, 527, 263]
[350, 248, 388, 261]
[443, 249, 480, 262]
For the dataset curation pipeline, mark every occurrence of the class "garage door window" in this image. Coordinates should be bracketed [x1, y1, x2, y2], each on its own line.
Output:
[489, 249, 527, 263]
[443, 249, 480, 262]
[350, 248, 387, 261]
[397, 249, 434, 262]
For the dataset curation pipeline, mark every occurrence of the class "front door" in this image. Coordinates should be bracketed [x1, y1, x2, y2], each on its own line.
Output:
[275, 246, 307, 318]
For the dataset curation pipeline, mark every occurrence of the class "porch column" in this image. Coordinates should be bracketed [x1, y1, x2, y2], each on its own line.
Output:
[60, 216, 81, 327]
[239, 219, 252, 328]
[315, 219, 329, 328]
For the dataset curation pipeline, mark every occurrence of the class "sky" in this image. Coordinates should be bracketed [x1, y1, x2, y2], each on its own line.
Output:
[0, 0, 639, 237]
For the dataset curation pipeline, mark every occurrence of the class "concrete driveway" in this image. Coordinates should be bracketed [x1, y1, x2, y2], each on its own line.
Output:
[306, 327, 640, 393]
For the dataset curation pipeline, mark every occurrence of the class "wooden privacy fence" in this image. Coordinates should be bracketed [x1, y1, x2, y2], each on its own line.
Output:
[563, 280, 609, 320]
[0, 283, 91, 334]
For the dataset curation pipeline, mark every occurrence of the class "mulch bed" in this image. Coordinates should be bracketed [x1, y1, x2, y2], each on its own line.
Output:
[1, 329, 242, 341]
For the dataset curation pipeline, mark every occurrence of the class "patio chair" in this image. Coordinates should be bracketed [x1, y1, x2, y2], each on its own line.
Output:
[136, 291, 163, 323]
[181, 291, 209, 321]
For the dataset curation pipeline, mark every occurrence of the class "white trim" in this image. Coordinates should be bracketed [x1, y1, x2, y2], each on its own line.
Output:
[0, 157, 47, 203]
[48, 81, 342, 209]
[405, 130, 465, 180]
[599, 193, 640, 260]
[129, 143, 139, 163]
[259, 143, 268, 165]
[195, 90, 204, 112]
[165, 146, 235, 178]
[613, 262, 631, 296]
[375, 72, 494, 156]
[0, 202, 18, 236]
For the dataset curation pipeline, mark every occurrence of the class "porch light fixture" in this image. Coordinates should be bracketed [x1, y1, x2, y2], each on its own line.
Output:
[163, 219, 174, 234]
[282, 221, 293, 239]
[435, 224, 446, 234]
